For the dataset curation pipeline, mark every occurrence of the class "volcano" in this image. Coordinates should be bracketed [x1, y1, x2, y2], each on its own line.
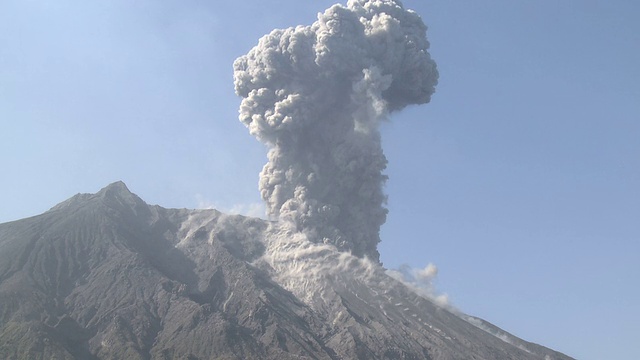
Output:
[0, 182, 573, 359]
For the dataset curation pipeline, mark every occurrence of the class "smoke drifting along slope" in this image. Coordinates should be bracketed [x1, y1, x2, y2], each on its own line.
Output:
[234, 0, 438, 262]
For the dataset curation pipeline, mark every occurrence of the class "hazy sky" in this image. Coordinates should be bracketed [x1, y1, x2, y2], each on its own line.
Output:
[1, 1, 639, 359]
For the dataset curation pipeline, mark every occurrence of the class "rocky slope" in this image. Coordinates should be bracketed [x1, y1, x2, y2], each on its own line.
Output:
[0, 182, 574, 359]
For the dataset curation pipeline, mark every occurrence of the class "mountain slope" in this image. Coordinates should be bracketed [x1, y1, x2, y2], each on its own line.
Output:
[0, 182, 574, 359]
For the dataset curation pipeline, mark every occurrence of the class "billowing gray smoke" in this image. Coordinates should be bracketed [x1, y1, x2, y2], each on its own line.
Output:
[234, 0, 438, 262]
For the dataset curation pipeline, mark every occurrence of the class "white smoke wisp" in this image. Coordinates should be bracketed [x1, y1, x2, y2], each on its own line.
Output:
[234, 0, 438, 262]
[386, 263, 450, 308]
[195, 194, 266, 218]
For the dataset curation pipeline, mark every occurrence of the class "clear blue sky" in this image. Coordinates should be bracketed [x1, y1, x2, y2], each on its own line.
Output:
[1, 1, 638, 359]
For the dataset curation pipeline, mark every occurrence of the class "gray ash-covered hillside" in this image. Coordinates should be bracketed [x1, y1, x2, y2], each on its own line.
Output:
[0, 182, 574, 359]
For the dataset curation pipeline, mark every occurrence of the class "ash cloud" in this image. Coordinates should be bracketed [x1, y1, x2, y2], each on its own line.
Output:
[234, 0, 438, 262]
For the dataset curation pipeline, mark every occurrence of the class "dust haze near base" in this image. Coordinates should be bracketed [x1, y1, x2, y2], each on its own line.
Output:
[234, 0, 438, 262]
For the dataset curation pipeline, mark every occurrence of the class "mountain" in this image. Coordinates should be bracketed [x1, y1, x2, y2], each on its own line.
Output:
[0, 182, 574, 359]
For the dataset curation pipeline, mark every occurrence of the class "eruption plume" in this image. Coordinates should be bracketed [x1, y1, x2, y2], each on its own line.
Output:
[234, 0, 438, 262]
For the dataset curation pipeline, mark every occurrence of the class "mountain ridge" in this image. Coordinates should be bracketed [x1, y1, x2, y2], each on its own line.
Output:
[0, 182, 574, 360]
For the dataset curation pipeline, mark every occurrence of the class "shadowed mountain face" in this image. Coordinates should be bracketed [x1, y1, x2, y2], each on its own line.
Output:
[0, 182, 574, 360]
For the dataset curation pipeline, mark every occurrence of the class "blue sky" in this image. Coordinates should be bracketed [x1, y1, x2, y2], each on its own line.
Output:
[1, 1, 638, 359]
